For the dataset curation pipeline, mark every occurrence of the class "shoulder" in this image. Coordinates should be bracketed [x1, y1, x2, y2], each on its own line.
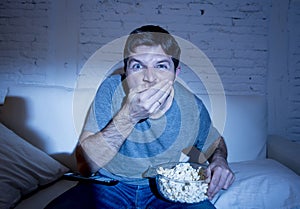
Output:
[101, 74, 123, 88]
[173, 81, 205, 107]
[96, 74, 123, 94]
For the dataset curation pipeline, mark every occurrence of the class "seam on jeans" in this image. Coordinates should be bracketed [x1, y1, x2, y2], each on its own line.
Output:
[135, 185, 139, 208]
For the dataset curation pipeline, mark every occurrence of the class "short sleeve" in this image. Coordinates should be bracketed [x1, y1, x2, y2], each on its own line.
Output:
[82, 103, 99, 133]
[83, 75, 124, 133]
[201, 125, 221, 153]
[194, 97, 221, 153]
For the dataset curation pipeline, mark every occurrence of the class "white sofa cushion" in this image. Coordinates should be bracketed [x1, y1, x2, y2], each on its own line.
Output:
[200, 95, 267, 162]
[0, 85, 78, 170]
[213, 159, 300, 209]
[268, 135, 300, 175]
[0, 123, 69, 209]
[1, 86, 267, 165]
[14, 180, 77, 209]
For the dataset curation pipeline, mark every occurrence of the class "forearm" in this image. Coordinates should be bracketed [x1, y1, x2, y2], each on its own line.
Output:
[206, 137, 234, 199]
[77, 81, 173, 175]
[77, 106, 136, 174]
[208, 137, 228, 163]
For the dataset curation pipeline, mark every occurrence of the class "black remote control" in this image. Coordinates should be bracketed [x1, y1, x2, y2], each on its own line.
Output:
[63, 172, 119, 185]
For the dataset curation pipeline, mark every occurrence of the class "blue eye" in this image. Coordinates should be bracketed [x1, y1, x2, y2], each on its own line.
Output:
[128, 63, 144, 72]
[155, 64, 169, 70]
[132, 64, 143, 69]
[132, 63, 143, 69]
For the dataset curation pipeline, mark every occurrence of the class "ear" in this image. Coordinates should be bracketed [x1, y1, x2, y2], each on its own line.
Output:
[176, 66, 181, 77]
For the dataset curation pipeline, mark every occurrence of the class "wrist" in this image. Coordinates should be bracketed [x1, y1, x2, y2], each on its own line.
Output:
[119, 100, 140, 123]
[113, 107, 136, 138]
[211, 155, 228, 164]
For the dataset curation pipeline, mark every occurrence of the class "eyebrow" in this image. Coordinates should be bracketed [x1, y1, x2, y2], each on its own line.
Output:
[128, 58, 143, 65]
[156, 59, 172, 65]
[127, 58, 172, 66]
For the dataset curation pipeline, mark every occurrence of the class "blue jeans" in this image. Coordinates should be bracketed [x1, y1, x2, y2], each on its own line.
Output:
[45, 181, 216, 209]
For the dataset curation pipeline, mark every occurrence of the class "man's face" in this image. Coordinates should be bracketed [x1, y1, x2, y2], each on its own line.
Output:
[125, 45, 176, 90]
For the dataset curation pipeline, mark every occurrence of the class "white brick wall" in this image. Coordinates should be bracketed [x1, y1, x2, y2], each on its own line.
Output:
[0, 0, 299, 140]
[0, 0, 50, 86]
[267, 0, 300, 140]
[79, 0, 271, 95]
[287, 0, 300, 140]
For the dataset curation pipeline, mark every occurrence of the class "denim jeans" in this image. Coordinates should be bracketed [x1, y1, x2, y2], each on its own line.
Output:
[45, 181, 216, 209]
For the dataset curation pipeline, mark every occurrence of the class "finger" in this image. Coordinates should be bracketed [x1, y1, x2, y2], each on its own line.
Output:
[154, 84, 173, 105]
[128, 80, 169, 106]
[223, 172, 235, 189]
[148, 85, 173, 115]
[210, 169, 233, 198]
[144, 81, 172, 108]
[205, 166, 212, 184]
[150, 80, 172, 99]
[133, 81, 171, 106]
[131, 84, 149, 94]
[230, 173, 235, 184]
[148, 99, 162, 113]
[207, 167, 222, 198]
[217, 170, 229, 191]
[127, 81, 172, 119]
[135, 80, 169, 94]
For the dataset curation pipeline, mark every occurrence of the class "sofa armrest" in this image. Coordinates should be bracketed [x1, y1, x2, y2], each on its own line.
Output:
[267, 135, 300, 175]
[0, 88, 8, 105]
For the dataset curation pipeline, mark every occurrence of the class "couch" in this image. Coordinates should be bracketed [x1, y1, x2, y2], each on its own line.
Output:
[0, 85, 300, 209]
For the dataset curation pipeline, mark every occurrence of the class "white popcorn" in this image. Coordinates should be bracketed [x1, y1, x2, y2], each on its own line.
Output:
[156, 163, 208, 203]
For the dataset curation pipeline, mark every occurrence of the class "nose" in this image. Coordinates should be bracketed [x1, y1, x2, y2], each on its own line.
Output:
[143, 68, 157, 83]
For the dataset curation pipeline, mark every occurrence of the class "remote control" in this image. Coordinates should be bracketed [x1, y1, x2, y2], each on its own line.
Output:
[63, 172, 119, 185]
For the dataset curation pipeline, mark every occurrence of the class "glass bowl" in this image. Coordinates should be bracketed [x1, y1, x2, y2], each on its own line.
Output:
[155, 162, 208, 203]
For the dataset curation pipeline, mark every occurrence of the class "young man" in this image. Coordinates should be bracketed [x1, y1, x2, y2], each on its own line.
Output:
[46, 25, 234, 209]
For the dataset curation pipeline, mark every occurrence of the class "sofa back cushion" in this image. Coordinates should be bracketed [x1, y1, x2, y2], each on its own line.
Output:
[0, 86, 267, 167]
[0, 86, 78, 170]
[200, 95, 267, 162]
[0, 123, 68, 209]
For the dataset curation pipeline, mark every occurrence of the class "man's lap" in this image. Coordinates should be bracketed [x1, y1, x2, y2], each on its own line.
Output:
[45, 181, 216, 209]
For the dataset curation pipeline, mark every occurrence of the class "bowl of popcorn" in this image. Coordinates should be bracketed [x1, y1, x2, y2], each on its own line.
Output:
[155, 162, 209, 204]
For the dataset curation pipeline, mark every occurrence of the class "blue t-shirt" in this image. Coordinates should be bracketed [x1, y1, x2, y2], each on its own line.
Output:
[84, 75, 220, 185]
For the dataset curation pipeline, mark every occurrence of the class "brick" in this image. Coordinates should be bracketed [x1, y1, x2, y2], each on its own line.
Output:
[0, 0, 298, 138]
